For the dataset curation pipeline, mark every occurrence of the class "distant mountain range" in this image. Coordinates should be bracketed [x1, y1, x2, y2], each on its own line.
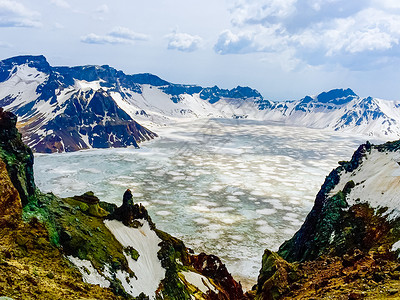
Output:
[1, 55, 399, 152]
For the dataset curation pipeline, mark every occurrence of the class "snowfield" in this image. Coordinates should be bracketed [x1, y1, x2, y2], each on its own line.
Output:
[104, 219, 165, 299]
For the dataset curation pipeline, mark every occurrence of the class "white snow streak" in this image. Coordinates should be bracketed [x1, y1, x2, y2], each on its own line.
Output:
[67, 255, 110, 288]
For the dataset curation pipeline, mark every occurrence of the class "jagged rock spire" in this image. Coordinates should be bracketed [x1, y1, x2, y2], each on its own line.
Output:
[108, 189, 154, 227]
[122, 189, 134, 207]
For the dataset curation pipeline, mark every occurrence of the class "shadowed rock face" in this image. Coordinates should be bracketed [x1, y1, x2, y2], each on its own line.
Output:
[0, 158, 21, 227]
[31, 90, 158, 153]
[0, 108, 35, 205]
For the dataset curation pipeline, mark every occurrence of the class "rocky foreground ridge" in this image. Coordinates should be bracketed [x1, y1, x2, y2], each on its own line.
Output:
[0, 108, 245, 299]
[253, 140, 400, 299]
[3, 107, 400, 299]
[2, 55, 400, 153]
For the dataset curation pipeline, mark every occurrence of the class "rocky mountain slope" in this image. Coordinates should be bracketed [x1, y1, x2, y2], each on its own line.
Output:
[1, 55, 400, 152]
[0, 108, 246, 299]
[251, 139, 400, 299]
[0, 56, 158, 153]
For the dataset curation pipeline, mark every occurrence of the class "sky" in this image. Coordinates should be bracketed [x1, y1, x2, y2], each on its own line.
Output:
[1, 0, 400, 101]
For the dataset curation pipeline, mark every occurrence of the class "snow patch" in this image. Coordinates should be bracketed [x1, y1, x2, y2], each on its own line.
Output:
[391, 240, 400, 254]
[180, 271, 218, 294]
[75, 80, 104, 91]
[104, 219, 165, 299]
[67, 255, 110, 288]
[330, 148, 400, 219]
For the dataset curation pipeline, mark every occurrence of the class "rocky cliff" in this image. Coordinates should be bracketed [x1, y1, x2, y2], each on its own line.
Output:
[0, 107, 35, 205]
[0, 109, 246, 299]
[252, 139, 400, 299]
[0, 108, 121, 299]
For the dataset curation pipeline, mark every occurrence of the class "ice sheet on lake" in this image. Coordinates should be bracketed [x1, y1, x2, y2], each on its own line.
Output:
[34, 119, 375, 289]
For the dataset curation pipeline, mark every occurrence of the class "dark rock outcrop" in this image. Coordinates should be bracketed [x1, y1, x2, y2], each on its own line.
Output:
[0, 108, 35, 205]
[108, 189, 153, 227]
[190, 252, 246, 299]
[254, 250, 294, 300]
[29, 89, 158, 153]
[63, 191, 109, 217]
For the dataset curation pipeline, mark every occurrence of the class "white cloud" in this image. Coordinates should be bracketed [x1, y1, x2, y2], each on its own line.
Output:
[218, 0, 400, 70]
[296, 8, 400, 55]
[214, 30, 253, 54]
[0, 0, 41, 27]
[214, 25, 288, 54]
[54, 22, 64, 29]
[50, 0, 70, 9]
[81, 27, 149, 45]
[260, 48, 303, 72]
[96, 4, 109, 14]
[108, 26, 148, 41]
[230, 0, 297, 27]
[166, 32, 203, 52]
[372, 0, 400, 10]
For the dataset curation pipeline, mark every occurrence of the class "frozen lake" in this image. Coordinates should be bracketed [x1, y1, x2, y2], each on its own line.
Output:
[34, 119, 373, 289]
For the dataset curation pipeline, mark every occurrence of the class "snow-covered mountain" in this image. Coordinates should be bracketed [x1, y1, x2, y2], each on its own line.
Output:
[0, 55, 161, 152]
[1, 55, 399, 152]
[0, 55, 264, 152]
[260, 89, 400, 138]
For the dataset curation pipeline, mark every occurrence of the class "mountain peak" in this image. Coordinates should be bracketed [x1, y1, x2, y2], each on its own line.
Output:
[316, 88, 358, 105]
[2, 54, 48, 64]
[129, 73, 170, 86]
[0, 55, 51, 82]
[1, 54, 50, 70]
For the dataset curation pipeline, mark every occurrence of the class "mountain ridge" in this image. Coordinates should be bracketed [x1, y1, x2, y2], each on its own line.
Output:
[1, 55, 400, 152]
